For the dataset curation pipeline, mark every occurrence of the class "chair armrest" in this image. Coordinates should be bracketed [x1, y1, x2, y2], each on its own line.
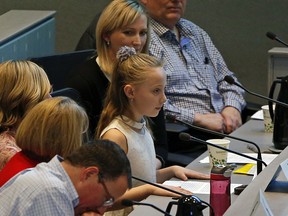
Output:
[165, 122, 189, 133]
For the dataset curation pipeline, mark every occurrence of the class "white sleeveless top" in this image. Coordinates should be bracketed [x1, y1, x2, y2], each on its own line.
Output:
[100, 116, 157, 187]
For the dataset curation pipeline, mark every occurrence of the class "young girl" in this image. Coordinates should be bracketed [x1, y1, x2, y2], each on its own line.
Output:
[96, 46, 209, 215]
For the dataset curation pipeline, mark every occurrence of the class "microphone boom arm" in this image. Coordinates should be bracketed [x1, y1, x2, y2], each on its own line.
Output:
[224, 75, 288, 109]
[266, 31, 288, 47]
[132, 176, 186, 196]
[181, 133, 267, 168]
[167, 114, 265, 174]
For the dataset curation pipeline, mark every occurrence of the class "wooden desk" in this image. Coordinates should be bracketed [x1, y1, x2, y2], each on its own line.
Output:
[130, 119, 277, 215]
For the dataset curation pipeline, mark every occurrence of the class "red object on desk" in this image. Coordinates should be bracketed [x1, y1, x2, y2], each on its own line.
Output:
[210, 165, 233, 216]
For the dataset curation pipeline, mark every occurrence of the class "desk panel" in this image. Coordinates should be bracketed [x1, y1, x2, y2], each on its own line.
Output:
[225, 146, 288, 215]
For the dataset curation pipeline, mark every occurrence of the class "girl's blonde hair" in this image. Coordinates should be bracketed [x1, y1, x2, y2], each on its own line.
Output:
[96, 48, 163, 138]
[96, 0, 150, 73]
[16, 96, 89, 160]
[0, 60, 51, 131]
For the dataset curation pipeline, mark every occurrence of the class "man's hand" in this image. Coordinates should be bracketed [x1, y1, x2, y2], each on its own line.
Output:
[194, 113, 225, 132]
[221, 106, 242, 134]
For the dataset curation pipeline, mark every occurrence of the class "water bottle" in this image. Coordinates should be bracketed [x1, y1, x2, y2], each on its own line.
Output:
[210, 164, 236, 216]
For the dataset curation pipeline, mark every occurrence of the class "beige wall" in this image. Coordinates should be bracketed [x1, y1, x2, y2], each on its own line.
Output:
[1, 0, 288, 104]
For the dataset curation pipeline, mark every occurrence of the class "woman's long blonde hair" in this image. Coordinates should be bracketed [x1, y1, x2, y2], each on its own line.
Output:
[0, 60, 51, 131]
[96, 0, 150, 73]
[16, 96, 89, 160]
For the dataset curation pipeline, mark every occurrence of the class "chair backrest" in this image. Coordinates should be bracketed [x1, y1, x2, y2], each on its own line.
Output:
[29, 49, 97, 91]
[50, 87, 82, 103]
[50, 87, 89, 142]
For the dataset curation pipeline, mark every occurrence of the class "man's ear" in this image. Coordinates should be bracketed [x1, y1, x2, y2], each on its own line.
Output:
[80, 166, 99, 181]
[123, 84, 135, 100]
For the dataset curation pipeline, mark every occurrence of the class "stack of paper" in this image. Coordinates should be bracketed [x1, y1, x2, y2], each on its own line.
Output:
[199, 153, 277, 165]
[164, 180, 241, 194]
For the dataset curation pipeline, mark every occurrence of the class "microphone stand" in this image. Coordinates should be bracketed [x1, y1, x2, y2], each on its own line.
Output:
[180, 133, 267, 168]
[266, 31, 288, 47]
[224, 76, 288, 109]
[132, 176, 186, 196]
[132, 176, 212, 215]
[167, 115, 265, 174]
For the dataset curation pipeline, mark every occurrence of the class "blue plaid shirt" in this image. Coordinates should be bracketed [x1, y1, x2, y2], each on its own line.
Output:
[0, 156, 79, 215]
[149, 18, 246, 124]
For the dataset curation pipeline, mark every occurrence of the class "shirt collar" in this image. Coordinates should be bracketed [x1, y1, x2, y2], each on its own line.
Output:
[150, 18, 192, 39]
[150, 18, 171, 37]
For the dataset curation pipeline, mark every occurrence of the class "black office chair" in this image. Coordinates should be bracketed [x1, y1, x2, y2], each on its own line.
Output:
[165, 119, 210, 167]
[50, 87, 90, 142]
[165, 122, 195, 166]
[50, 87, 82, 103]
[29, 49, 97, 91]
[241, 102, 261, 123]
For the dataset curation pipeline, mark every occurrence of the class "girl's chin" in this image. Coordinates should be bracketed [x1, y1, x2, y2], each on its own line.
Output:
[147, 110, 160, 117]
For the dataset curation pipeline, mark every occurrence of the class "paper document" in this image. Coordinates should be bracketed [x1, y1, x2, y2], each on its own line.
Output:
[251, 110, 263, 120]
[200, 153, 277, 165]
[164, 180, 241, 194]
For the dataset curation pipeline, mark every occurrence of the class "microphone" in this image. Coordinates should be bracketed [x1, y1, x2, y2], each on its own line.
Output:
[179, 132, 267, 168]
[266, 31, 288, 47]
[132, 176, 185, 196]
[166, 114, 265, 174]
[131, 176, 212, 215]
[122, 199, 172, 216]
[224, 75, 288, 109]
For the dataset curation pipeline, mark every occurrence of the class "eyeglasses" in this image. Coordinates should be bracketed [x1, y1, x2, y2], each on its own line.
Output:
[99, 173, 115, 207]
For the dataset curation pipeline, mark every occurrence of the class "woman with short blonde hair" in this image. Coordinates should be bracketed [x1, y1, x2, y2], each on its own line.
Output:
[0, 60, 51, 170]
[0, 96, 89, 186]
[16, 96, 89, 159]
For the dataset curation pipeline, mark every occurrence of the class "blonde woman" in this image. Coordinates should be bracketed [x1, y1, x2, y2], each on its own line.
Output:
[66, 0, 149, 132]
[0, 60, 51, 170]
[66, 0, 167, 168]
[0, 96, 89, 186]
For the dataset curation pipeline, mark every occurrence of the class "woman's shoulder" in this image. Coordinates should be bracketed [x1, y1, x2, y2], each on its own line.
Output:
[0, 131, 20, 170]
[0, 131, 17, 147]
[65, 56, 109, 94]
